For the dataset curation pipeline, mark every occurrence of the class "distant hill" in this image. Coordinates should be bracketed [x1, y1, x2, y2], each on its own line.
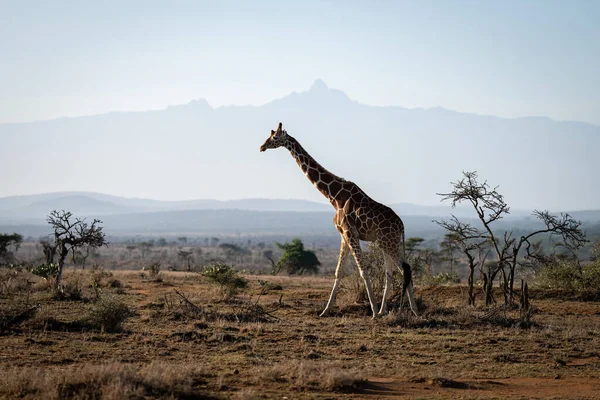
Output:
[0, 191, 493, 222]
[0, 192, 332, 221]
[0, 192, 598, 243]
[0, 209, 447, 240]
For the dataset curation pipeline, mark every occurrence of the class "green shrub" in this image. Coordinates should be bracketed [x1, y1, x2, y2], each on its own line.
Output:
[538, 260, 600, 291]
[142, 262, 162, 281]
[86, 296, 132, 333]
[52, 279, 84, 301]
[201, 262, 247, 299]
[31, 263, 59, 279]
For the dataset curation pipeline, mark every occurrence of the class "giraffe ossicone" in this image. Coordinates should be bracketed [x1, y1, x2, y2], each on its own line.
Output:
[260, 122, 419, 318]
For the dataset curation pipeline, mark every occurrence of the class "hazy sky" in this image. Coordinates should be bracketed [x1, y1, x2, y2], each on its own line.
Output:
[1, 0, 599, 125]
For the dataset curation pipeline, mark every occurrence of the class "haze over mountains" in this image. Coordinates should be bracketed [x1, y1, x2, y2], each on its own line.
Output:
[1, 80, 598, 213]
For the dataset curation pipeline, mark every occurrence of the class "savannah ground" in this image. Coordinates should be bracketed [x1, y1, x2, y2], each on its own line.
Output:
[1, 268, 600, 399]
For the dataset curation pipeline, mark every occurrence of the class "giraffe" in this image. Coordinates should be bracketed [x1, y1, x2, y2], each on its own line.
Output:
[260, 122, 419, 318]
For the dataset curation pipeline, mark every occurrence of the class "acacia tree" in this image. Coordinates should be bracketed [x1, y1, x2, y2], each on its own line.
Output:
[438, 171, 586, 305]
[275, 238, 320, 275]
[46, 210, 107, 287]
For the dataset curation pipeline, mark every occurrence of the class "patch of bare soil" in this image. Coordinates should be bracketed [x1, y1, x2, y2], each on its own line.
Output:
[362, 376, 600, 399]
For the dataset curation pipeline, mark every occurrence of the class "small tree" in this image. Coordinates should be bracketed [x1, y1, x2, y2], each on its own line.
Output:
[138, 241, 154, 260]
[219, 243, 249, 263]
[437, 171, 587, 305]
[405, 237, 424, 260]
[178, 250, 194, 271]
[0, 233, 23, 265]
[404, 237, 428, 279]
[274, 238, 320, 275]
[439, 233, 460, 273]
[46, 210, 108, 287]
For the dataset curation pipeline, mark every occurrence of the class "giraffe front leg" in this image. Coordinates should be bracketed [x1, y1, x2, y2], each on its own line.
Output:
[320, 238, 349, 317]
[348, 236, 379, 318]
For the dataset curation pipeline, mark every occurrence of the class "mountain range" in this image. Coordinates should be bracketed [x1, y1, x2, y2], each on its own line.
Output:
[1, 80, 598, 212]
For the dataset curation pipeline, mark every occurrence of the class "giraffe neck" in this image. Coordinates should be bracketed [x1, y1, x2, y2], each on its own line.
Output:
[284, 136, 349, 207]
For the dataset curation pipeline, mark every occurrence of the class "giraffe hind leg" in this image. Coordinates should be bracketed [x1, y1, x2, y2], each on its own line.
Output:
[378, 253, 394, 316]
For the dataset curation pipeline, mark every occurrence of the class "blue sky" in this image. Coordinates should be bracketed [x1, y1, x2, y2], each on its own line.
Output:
[1, 0, 599, 125]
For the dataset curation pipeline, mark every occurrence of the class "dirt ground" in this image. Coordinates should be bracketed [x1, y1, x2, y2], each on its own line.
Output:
[1, 269, 600, 399]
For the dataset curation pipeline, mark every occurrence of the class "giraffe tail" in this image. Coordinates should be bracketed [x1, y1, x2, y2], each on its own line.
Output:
[400, 261, 412, 300]
[400, 260, 420, 316]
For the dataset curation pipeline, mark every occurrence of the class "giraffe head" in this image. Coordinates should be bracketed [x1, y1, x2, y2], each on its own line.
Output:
[260, 122, 288, 152]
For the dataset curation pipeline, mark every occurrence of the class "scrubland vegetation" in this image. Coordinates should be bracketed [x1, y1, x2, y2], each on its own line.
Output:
[1, 236, 600, 398]
[1, 169, 600, 398]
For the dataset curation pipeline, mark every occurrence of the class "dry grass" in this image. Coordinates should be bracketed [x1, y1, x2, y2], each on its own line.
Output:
[259, 361, 363, 392]
[0, 361, 213, 399]
[1, 267, 600, 398]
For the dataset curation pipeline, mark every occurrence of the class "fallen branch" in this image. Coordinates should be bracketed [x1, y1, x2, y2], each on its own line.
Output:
[173, 288, 204, 314]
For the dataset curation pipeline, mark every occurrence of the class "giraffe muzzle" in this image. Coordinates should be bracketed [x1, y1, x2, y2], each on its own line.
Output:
[259, 145, 266, 152]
